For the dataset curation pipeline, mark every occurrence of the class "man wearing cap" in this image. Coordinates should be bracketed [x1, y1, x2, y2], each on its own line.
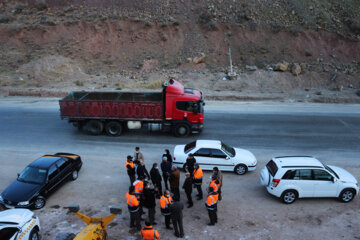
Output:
[126, 155, 136, 185]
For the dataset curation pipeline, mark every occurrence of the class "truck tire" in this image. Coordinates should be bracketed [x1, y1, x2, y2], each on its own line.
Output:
[105, 121, 123, 136]
[174, 124, 190, 137]
[85, 120, 104, 135]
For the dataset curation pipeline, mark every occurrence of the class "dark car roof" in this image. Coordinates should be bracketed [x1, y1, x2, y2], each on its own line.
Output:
[29, 156, 62, 169]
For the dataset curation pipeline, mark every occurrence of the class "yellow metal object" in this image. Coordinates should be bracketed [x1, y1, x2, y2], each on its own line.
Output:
[67, 206, 121, 240]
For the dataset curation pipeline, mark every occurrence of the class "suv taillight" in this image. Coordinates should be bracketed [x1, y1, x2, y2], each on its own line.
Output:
[271, 179, 281, 187]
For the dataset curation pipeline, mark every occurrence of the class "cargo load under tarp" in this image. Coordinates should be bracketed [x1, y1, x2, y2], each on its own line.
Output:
[60, 91, 163, 120]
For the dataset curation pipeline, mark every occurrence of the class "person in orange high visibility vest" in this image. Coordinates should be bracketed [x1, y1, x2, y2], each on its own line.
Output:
[126, 155, 136, 185]
[209, 175, 220, 193]
[126, 186, 141, 230]
[193, 163, 203, 200]
[141, 220, 160, 240]
[134, 178, 145, 196]
[160, 190, 173, 229]
[205, 186, 219, 226]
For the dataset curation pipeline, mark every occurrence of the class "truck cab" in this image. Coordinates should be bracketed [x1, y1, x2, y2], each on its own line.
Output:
[164, 79, 204, 137]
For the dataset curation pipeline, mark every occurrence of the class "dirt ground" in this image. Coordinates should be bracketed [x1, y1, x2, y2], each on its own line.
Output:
[1, 150, 359, 240]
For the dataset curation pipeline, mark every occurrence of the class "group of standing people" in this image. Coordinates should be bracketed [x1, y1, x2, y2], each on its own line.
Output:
[125, 147, 223, 239]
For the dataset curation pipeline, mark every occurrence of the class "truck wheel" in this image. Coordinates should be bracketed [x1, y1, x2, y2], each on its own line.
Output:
[85, 120, 104, 135]
[174, 124, 190, 137]
[105, 121, 123, 136]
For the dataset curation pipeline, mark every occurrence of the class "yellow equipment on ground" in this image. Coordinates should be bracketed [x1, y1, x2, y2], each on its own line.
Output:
[67, 205, 122, 240]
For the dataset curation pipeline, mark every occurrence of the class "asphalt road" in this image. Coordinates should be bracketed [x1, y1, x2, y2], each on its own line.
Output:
[0, 101, 360, 153]
[1, 98, 360, 239]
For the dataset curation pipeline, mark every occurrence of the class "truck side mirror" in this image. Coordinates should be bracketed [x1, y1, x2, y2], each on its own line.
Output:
[110, 206, 122, 215]
[66, 205, 80, 213]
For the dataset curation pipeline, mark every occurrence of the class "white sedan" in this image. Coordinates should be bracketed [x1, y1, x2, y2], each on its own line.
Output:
[173, 140, 257, 175]
[0, 209, 40, 240]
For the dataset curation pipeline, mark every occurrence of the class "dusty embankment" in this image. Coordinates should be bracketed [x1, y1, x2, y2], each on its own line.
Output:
[0, 0, 359, 102]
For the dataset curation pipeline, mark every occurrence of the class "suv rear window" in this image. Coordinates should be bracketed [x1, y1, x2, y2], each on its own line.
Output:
[266, 160, 278, 177]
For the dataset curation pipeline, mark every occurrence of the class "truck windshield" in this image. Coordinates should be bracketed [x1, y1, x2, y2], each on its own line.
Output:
[176, 101, 202, 113]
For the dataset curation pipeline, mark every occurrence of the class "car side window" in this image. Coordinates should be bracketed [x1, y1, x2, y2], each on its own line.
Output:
[282, 170, 296, 179]
[210, 149, 227, 159]
[48, 164, 58, 181]
[293, 169, 312, 180]
[313, 169, 333, 181]
[194, 148, 211, 157]
[56, 158, 69, 172]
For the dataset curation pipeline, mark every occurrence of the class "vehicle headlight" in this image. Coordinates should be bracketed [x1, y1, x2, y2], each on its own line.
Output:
[17, 201, 30, 206]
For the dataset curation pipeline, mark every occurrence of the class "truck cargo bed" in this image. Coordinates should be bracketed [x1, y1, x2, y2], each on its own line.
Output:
[60, 91, 163, 120]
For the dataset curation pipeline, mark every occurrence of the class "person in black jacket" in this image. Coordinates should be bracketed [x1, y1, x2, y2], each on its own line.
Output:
[160, 157, 172, 190]
[170, 199, 184, 238]
[141, 160, 151, 180]
[184, 154, 196, 177]
[162, 149, 173, 163]
[134, 160, 145, 179]
[143, 181, 157, 225]
[182, 172, 193, 208]
[150, 163, 163, 197]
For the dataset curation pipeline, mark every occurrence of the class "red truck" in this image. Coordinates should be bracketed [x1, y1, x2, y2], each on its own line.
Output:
[59, 79, 204, 137]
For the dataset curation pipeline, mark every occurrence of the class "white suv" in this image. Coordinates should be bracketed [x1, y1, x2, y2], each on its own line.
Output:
[260, 156, 359, 204]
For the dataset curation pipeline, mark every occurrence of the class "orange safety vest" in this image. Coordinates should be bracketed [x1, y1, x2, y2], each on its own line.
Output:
[134, 180, 144, 194]
[126, 192, 139, 212]
[193, 168, 203, 179]
[160, 195, 172, 215]
[206, 192, 219, 210]
[126, 161, 134, 169]
[141, 226, 160, 240]
[209, 180, 219, 192]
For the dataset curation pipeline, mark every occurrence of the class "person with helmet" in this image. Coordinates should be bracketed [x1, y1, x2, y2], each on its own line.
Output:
[126, 186, 141, 230]
[126, 155, 136, 185]
[141, 220, 160, 240]
[160, 190, 173, 229]
[205, 186, 219, 226]
[193, 163, 203, 200]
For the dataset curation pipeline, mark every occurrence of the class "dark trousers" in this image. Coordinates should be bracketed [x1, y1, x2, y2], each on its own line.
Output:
[154, 181, 163, 197]
[207, 208, 217, 224]
[171, 187, 180, 201]
[130, 210, 141, 230]
[148, 208, 156, 225]
[185, 191, 193, 204]
[195, 184, 202, 198]
[129, 174, 135, 185]
[172, 217, 184, 237]
[164, 215, 171, 228]
[163, 174, 170, 190]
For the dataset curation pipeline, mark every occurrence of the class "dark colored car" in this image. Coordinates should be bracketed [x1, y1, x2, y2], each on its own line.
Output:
[0, 153, 82, 209]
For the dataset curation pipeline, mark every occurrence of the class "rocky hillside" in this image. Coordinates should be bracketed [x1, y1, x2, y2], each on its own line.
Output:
[0, 0, 359, 102]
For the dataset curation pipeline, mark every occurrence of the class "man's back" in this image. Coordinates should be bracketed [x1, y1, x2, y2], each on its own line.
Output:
[170, 201, 184, 219]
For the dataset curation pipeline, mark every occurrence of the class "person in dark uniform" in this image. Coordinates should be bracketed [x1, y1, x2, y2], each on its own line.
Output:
[162, 149, 173, 163]
[135, 160, 145, 179]
[184, 154, 196, 177]
[170, 198, 184, 238]
[182, 172, 193, 208]
[143, 181, 157, 225]
[161, 156, 172, 190]
[170, 165, 180, 201]
[150, 163, 163, 197]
